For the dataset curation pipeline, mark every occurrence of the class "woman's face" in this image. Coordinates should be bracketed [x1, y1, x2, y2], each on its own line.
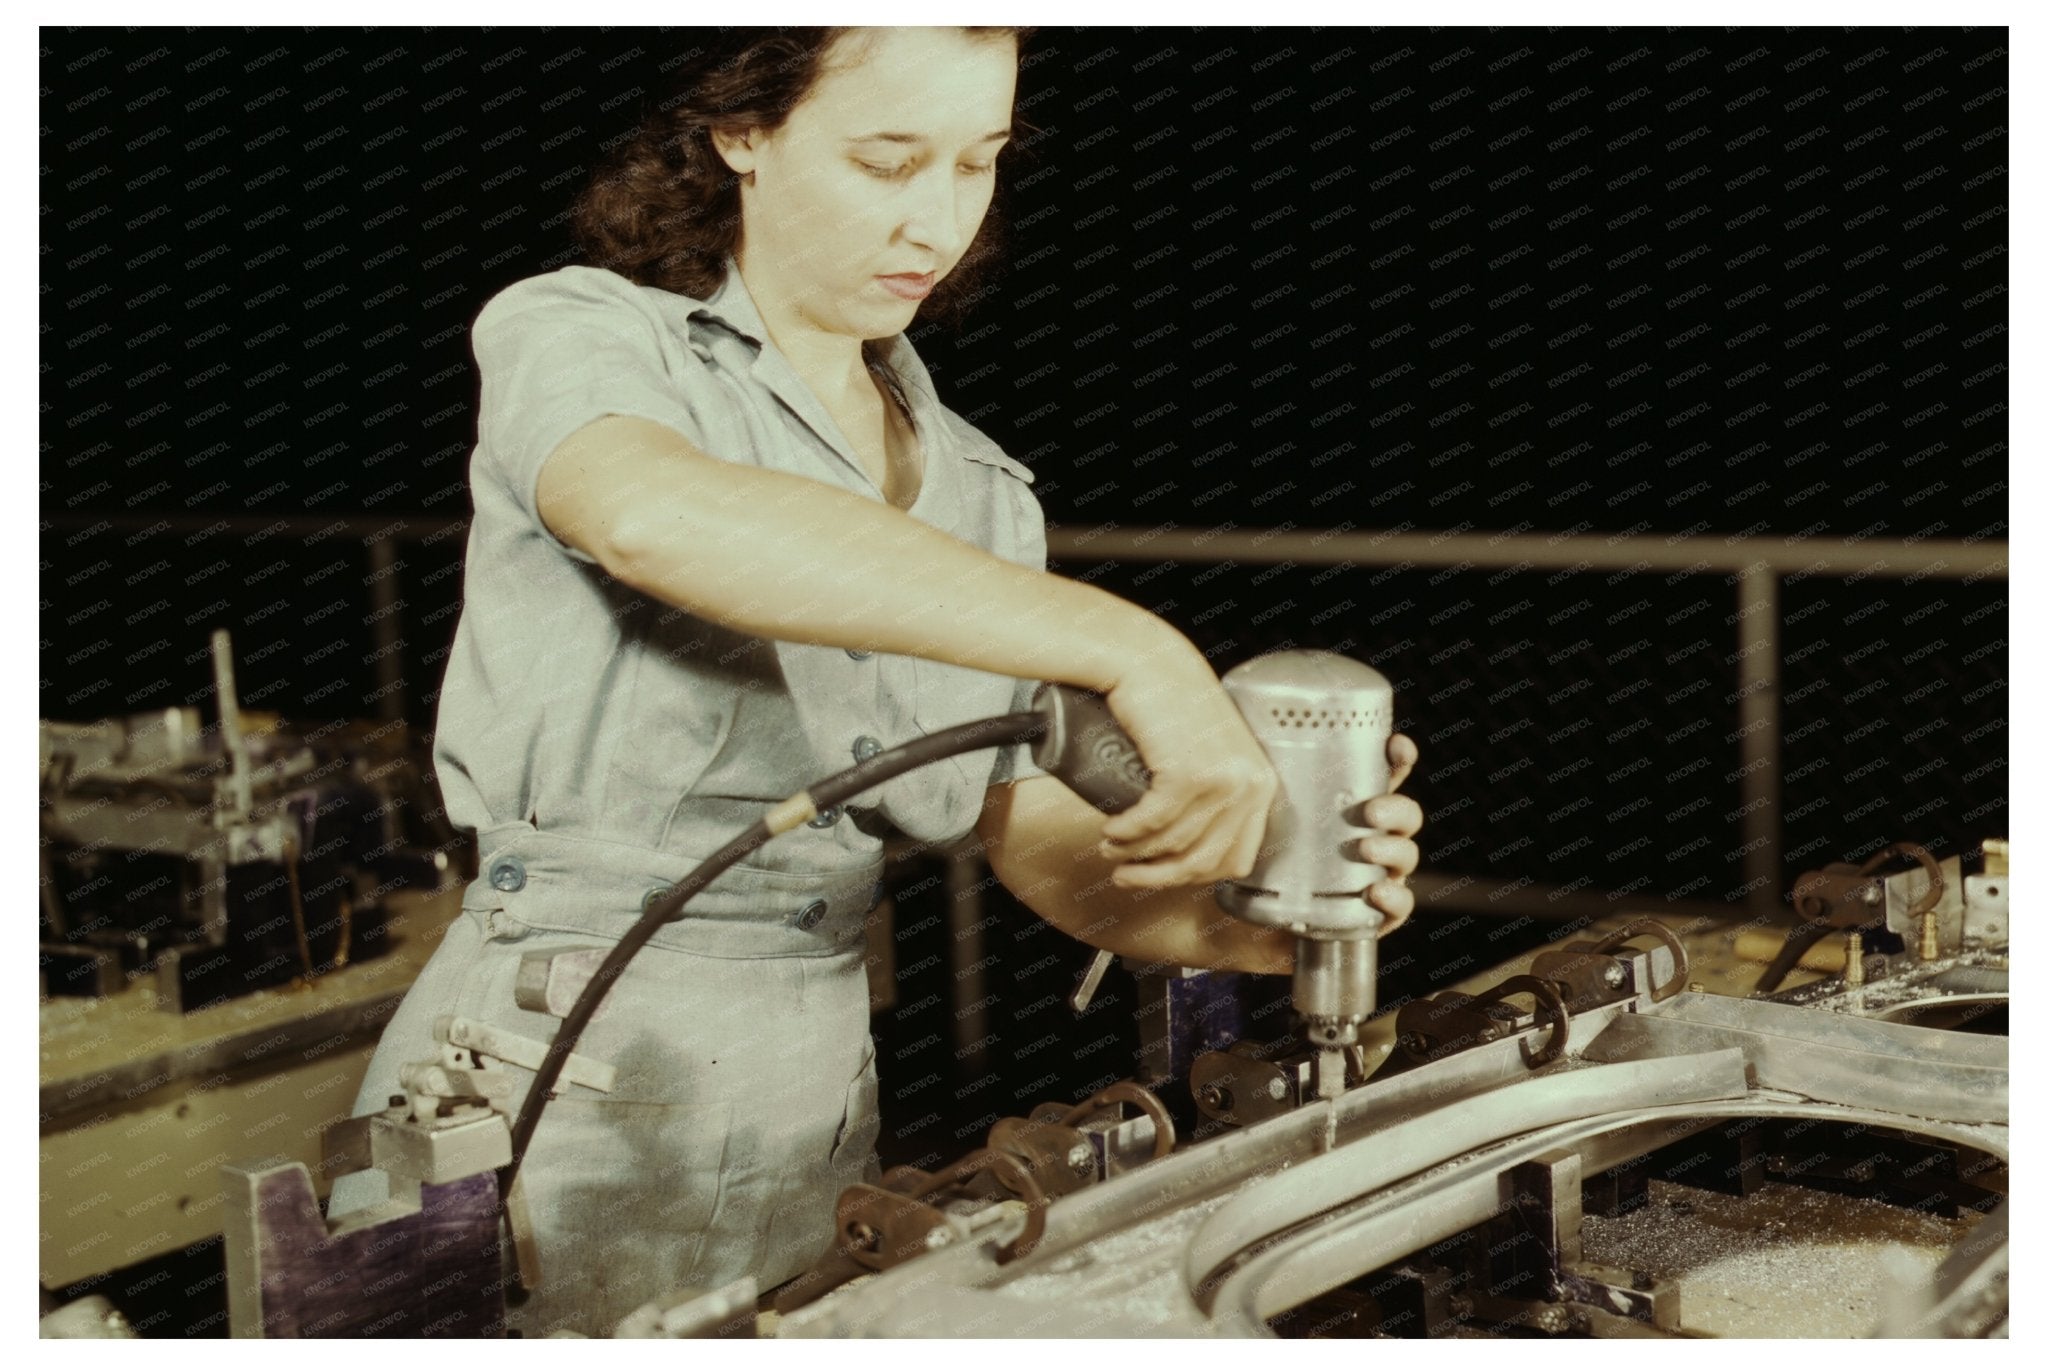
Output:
[716, 28, 1018, 339]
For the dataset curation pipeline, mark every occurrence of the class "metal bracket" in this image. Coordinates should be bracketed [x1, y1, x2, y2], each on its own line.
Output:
[432, 1013, 615, 1094]
[1962, 875, 2008, 949]
[1502, 1150, 1682, 1330]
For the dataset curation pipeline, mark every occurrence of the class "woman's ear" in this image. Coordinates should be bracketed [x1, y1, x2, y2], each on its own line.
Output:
[709, 126, 757, 179]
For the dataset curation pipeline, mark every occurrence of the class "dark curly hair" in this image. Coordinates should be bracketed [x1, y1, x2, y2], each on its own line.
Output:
[570, 27, 1035, 341]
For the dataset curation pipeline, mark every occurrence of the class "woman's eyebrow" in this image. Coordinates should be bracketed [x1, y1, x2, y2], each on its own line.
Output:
[842, 128, 1013, 146]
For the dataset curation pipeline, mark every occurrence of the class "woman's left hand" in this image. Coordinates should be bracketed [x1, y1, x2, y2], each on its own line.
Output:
[1349, 732, 1423, 934]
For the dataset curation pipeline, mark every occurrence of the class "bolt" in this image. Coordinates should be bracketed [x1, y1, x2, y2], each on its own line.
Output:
[1267, 1075, 1289, 1101]
[923, 1226, 953, 1250]
[1068, 1144, 1093, 1172]
[1197, 1083, 1234, 1113]
[1529, 1303, 1571, 1333]
[1601, 961, 1628, 990]
[1918, 909, 1941, 962]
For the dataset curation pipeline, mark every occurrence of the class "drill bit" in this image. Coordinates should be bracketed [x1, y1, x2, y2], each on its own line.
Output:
[1314, 1046, 1344, 1152]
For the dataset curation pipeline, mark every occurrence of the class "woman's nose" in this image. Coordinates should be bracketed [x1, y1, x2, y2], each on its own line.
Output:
[900, 174, 967, 259]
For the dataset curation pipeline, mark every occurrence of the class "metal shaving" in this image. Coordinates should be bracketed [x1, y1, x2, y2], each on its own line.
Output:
[1801, 947, 2008, 1017]
[1580, 1178, 1980, 1337]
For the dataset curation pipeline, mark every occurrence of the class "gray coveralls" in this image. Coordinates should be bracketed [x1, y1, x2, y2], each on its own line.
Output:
[327, 259, 1049, 1336]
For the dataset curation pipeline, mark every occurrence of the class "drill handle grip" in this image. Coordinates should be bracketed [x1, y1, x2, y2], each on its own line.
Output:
[1028, 682, 1152, 815]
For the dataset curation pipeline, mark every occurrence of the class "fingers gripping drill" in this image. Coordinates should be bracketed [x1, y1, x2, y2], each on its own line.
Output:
[1036, 651, 1398, 1107]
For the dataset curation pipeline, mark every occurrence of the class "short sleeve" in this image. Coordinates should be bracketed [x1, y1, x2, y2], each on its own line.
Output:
[988, 674, 1050, 785]
[470, 265, 717, 565]
[986, 471, 1051, 787]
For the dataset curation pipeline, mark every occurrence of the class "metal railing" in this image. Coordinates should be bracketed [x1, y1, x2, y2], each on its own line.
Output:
[48, 511, 2006, 926]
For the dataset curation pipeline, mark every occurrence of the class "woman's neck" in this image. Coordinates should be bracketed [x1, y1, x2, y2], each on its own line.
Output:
[732, 254, 870, 407]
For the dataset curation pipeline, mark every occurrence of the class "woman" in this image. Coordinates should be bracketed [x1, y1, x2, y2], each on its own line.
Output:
[332, 27, 1423, 1335]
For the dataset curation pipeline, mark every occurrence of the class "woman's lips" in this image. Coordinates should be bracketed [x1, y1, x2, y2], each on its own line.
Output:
[878, 272, 935, 300]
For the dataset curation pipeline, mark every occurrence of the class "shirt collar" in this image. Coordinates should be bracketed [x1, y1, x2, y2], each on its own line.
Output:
[690, 255, 774, 351]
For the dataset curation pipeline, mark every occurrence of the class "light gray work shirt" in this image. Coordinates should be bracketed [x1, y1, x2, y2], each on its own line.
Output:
[435, 258, 1050, 948]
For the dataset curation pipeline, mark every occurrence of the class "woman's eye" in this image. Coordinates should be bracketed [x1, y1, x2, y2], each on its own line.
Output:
[858, 161, 996, 180]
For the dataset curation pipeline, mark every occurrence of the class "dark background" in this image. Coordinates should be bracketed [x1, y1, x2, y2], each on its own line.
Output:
[42, 25, 2008, 1318]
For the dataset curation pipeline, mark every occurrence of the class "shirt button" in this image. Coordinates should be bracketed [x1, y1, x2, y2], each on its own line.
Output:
[808, 806, 842, 828]
[852, 735, 883, 764]
[846, 647, 873, 660]
[489, 856, 527, 893]
[793, 898, 829, 932]
[642, 883, 672, 912]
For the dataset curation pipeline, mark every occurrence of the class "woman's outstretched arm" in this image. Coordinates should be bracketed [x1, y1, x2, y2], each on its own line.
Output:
[541, 413, 1173, 692]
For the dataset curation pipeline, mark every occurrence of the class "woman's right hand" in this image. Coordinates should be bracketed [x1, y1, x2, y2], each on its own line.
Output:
[1092, 633, 1281, 891]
